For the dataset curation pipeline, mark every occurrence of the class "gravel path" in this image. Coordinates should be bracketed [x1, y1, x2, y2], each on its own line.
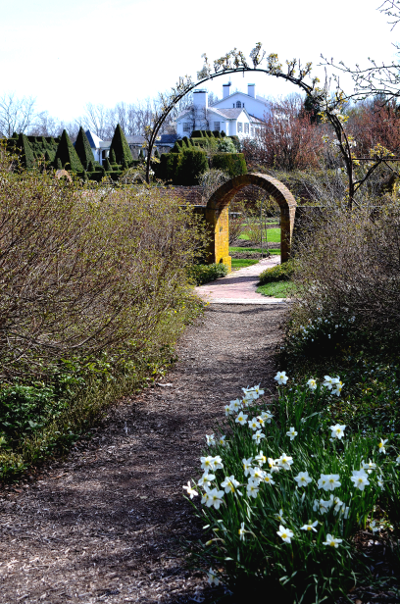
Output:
[0, 304, 287, 604]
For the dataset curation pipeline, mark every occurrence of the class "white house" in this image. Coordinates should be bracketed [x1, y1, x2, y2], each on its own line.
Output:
[85, 131, 178, 165]
[175, 83, 269, 139]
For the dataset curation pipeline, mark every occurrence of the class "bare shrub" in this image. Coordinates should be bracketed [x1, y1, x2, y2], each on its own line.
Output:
[290, 202, 400, 338]
[0, 149, 205, 378]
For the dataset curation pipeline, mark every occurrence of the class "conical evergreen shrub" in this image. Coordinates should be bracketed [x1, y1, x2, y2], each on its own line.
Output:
[17, 134, 35, 169]
[75, 127, 95, 169]
[138, 149, 145, 161]
[54, 130, 84, 173]
[109, 149, 117, 165]
[103, 158, 112, 172]
[109, 124, 133, 166]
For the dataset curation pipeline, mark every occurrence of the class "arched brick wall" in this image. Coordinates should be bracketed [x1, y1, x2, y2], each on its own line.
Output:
[205, 173, 297, 268]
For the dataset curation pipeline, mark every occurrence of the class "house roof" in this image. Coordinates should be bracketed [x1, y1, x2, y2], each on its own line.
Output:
[213, 90, 270, 106]
[86, 130, 103, 149]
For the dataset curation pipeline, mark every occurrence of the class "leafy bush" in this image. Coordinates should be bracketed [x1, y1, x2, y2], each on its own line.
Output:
[109, 123, 134, 167]
[188, 263, 228, 285]
[211, 152, 247, 178]
[157, 148, 209, 185]
[217, 138, 237, 153]
[259, 260, 295, 285]
[54, 129, 84, 173]
[184, 377, 400, 602]
[75, 127, 95, 170]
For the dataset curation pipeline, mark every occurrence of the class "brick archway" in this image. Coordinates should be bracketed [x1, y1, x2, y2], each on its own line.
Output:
[205, 173, 297, 269]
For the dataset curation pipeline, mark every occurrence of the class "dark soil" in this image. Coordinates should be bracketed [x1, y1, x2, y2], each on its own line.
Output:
[0, 304, 287, 604]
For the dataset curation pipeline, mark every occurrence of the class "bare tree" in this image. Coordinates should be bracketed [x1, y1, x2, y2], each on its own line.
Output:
[0, 93, 36, 137]
[80, 103, 110, 139]
[29, 111, 63, 137]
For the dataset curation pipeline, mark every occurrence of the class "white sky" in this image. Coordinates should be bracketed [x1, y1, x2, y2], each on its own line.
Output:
[1, 0, 399, 121]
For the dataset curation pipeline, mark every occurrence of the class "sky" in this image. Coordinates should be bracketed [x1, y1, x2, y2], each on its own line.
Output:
[1, 0, 399, 122]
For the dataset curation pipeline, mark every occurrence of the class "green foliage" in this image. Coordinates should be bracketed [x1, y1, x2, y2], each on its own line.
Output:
[138, 148, 145, 161]
[103, 158, 112, 172]
[54, 130, 84, 173]
[109, 148, 117, 164]
[257, 280, 294, 297]
[259, 260, 295, 285]
[16, 134, 35, 169]
[231, 258, 260, 269]
[157, 148, 209, 185]
[109, 124, 133, 167]
[217, 138, 237, 153]
[75, 127, 95, 169]
[188, 263, 228, 285]
[211, 152, 247, 177]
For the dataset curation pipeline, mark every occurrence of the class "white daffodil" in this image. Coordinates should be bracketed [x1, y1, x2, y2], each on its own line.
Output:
[323, 375, 340, 390]
[255, 451, 267, 466]
[242, 457, 253, 476]
[198, 472, 216, 488]
[323, 534, 342, 548]
[378, 439, 388, 454]
[300, 521, 318, 532]
[201, 489, 211, 506]
[275, 371, 289, 385]
[268, 458, 281, 473]
[207, 487, 225, 509]
[211, 455, 223, 470]
[218, 435, 227, 447]
[332, 380, 344, 396]
[396, 455, 400, 465]
[263, 473, 275, 485]
[276, 454, 293, 470]
[246, 478, 260, 498]
[361, 459, 377, 473]
[294, 471, 312, 487]
[238, 521, 246, 541]
[350, 468, 370, 491]
[286, 427, 298, 441]
[206, 434, 216, 446]
[260, 410, 274, 423]
[274, 509, 285, 523]
[369, 520, 382, 534]
[277, 524, 293, 543]
[182, 481, 198, 499]
[224, 404, 233, 416]
[252, 430, 265, 444]
[235, 411, 248, 426]
[201, 456, 214, 472]
[207, 568, 220, 586]
[318, 473, 341, 492]
[221, 475, 241, 494]
[317, 497, 334, 514]
[378, 476, 384, 489]
[230, 398, 242, 411]
[249, 466, 265, 482]
[332, 496, 344, 515]
[329, 424, 346, 440]
[307, 378, 317, 391]
[253, 384, 264, 396]
[248, 417, 260, 431]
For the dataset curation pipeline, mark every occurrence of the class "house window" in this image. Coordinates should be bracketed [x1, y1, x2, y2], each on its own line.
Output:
[214, 121, 221, 131]
[183, 122, 191, 132]
[244, 123, 249, 134]
[236, 101, 242, 108]
[237, 122, 243, 133]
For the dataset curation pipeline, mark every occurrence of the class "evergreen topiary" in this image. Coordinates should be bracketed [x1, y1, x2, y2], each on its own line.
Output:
[138, 148, 145, 161]
[56, 158, 62, 169]
[109, 124, 133, 166]
[17, 134, 35, 169]
[211, 152, 247, 177]
[88, 160, 95, 172]
[103, 158, 112, 172]
[75, 127, 95, 169]
[154, 148, 160, 159]
[54, 130, 84, 173]
[109, 149, 117, 164]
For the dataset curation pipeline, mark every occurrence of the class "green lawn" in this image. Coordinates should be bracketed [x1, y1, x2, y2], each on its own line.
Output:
[238, 227, 281, 243]
[231, 258, 260, 270]
[229, 246, 281, 256]
[256, 280, 294, 297]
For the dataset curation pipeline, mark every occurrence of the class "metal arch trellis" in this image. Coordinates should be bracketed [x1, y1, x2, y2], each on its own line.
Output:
[144, 45, 323, 184]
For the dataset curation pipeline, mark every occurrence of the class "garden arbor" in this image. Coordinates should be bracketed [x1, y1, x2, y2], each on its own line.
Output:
[202, 173, 297, 270]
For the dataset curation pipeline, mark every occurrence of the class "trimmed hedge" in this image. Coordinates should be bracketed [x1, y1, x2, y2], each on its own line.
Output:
[17, 134, 35, 169]
[54, 130, 84, 173]
[188, 263, 228, 285]
[109, 123, 133, 167]
[211, 153, 247, 177]
[156, 148, 209, 185]
[75, 127, 95, 170]
[258, 260, 294, 285]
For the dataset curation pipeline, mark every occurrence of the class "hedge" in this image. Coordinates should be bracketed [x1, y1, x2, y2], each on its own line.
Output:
[54, 130, 84, 173]
[75, 127, 95, 170]
[188, 263, 228, 285]
[156, 148, 209, 185]
[211, 153, 247, 177]
[109, 124, 133, 167]
[258, 260, 294, 285]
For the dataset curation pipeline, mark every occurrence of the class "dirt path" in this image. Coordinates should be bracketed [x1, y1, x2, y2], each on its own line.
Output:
[0, 304, 287, 604]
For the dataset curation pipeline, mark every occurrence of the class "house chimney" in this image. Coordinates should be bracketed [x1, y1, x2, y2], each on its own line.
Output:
[223, 82, 231, 98]
[193, 89, 208, 109]
[248, 84, 255, 98]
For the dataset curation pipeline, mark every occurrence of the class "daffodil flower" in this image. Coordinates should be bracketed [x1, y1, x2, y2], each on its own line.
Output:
[246, 479, 259, 498]
[361, 459, 377, 473]
[329, 424, 346, 440]
[378, 439, 388, 454]
[274, 509, 285, 523]
[201, 456, 214, 472]
[263, 473, 275, 485]
[286, 427, 298, 441]
[218, 435, 226, 447]
[211, 455, 223, 470]
[307, 378, 317, 391]
[242, 457, 253, 476]
[238, 522, 246, 541]
[254, 451, 267, 466]
[206, 487, 225, 509]
[300, 521, 318, 532]
[323, 534, 342, 548]
[260, 410, 274, 423]
[277, 524, 293, 543]
[396, 455, 400, 465]
[252, 430, 265, 444]
[275, 371, 289, 385]
[332, 380, 344, 396]
[182, 481, 198, 499]
[294, 471, 312, 487]
[323, 375, 339, 390]
[249, 467, 265, 482]
[229, 398, 242, 412]
[198, 472, 216, 488]
[253, 384, 264, 396]
[248, 417, 260, 431]
[207, 569, 220, 585]
[276, 454, 293, 470]
[224, 404, 234, 416]
[235, 411, 248, 426]
[350, 469, 370, 491]
[206, 434, 216, 446]
[318, 473, 341, 492]
[268, 457, 281, 472]
[221, 475, 241, 494]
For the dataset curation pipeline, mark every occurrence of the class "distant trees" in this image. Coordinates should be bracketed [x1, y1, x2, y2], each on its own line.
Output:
[0, 93, 36, 138]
